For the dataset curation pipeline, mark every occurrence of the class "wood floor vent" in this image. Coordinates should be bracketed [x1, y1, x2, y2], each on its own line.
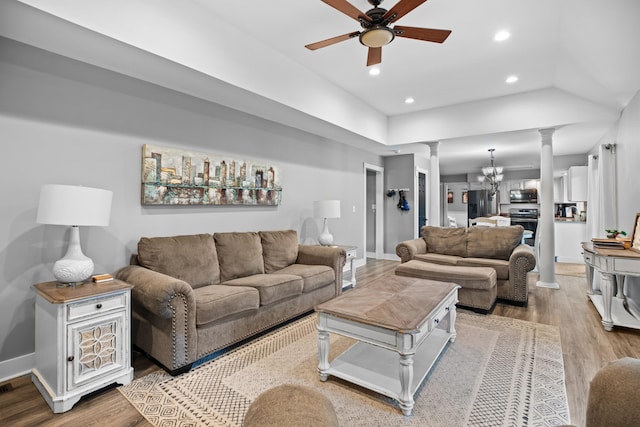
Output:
[0, 383, 13, 393]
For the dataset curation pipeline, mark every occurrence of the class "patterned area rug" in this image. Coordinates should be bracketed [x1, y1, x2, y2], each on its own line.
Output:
[119, 311, 569, 426]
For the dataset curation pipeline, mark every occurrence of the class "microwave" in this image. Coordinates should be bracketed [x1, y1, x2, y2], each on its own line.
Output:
[509, 188, 538, 203]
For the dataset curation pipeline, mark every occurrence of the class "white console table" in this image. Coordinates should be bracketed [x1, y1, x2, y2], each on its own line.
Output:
[582, 242, 640, 331]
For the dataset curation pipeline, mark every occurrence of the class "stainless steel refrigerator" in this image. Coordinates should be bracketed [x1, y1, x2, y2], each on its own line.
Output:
[467, 189, 496, 220]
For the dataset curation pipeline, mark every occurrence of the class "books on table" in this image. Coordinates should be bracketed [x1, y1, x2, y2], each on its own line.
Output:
[591, 238, 625, 250]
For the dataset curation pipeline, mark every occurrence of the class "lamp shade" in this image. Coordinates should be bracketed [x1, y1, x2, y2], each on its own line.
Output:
[313, 200, 341, 219]
[37, 184, 113, 226]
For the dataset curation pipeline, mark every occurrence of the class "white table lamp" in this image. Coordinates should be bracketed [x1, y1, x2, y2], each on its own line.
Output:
[314, 200, 341, 246]
[37, 184, 113, 285]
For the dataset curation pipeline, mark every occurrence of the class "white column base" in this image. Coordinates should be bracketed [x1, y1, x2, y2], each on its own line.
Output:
[536, 280, 560, 289]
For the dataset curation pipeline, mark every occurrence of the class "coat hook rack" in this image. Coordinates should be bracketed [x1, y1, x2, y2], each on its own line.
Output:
[387, 188, 410, 194]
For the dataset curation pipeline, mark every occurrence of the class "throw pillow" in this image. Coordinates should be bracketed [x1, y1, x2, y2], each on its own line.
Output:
[467, 225, 523, 260]
[137, 234, 220, 288]
[422, 226, 467, 257]
[260, 230, 299, 274]
[214, 232, 264, 281]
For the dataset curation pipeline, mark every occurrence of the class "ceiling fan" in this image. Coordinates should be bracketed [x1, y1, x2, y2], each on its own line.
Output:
[305, 0, 452, 66]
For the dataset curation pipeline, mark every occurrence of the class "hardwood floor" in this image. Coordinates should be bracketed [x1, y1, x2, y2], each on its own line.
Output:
[2, 259, 639, 426]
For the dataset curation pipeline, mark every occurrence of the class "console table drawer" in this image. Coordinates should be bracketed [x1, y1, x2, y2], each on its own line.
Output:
[613, 258, 640, 275]
[68, 293, 127, 321]
[583, 252, 594, 265]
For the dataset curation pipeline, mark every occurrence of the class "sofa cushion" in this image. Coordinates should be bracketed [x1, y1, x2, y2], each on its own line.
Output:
[422, 226, 467, 257]
[193, 285, 259, 326]
[221, 274, 303, 306]
[457, 257, 510, 280]
[274, 264, 335, 293]
[260, 230, 299, 274]
[214, 232, 264, 282]
[137, 234, 220, 289]
[395, 260, 496, 291]
[466, 226, 523, 261]
[414, 253, 462, 266]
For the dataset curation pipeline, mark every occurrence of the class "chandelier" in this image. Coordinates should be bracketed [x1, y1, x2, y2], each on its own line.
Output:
[480, 148, 503, 197]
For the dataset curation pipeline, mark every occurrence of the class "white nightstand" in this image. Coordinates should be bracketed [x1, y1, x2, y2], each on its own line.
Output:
[331, 245, 357, 288]
[31, 280, 134, 413]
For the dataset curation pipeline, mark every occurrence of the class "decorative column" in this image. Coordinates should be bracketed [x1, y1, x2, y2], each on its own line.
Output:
[537, 128, 559, 289]
[427, 142, 441, 227]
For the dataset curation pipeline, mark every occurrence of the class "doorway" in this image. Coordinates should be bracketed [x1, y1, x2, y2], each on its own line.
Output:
[415, 167, 429, 237]
[364, 163, 383, 259]
[417, 171, 427, 235]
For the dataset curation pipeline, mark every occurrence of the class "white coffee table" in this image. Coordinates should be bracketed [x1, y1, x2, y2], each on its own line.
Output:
[315, 275, 459, 416]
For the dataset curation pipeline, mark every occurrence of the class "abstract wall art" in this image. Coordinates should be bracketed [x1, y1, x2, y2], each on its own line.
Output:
[141, 144, 282, 206]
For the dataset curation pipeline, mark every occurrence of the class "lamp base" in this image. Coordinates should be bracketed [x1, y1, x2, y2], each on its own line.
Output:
[52, 225, 95, 285]
[318, 219, 334, 246]
[53, 258, 94, 286]
[318, 232, 334, 246]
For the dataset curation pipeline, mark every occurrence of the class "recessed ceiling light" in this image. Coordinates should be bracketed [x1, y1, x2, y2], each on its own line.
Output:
[505, 75, 519, 84]
[404, 97, 415, 104]
[494, 30, 511, 42]
[369, 67, 381, 76]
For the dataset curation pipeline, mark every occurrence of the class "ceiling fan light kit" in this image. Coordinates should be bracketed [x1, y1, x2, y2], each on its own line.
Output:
[360, 26, 395, 48]
[307, 0, 451, 66]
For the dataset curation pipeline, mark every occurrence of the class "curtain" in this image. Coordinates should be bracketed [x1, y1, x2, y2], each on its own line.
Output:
[586, 144, 617, 293]
[586, 144, 617, 240]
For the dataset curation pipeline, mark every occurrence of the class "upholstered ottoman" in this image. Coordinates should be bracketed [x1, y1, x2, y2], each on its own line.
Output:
[395, 260, 497, 313]
[243, 384, 339, 427]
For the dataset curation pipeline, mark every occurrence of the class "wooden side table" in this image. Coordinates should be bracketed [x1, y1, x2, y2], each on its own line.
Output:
[31, 280, 134, 413]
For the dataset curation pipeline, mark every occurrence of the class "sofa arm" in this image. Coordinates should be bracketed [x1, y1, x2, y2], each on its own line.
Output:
[115, 265, 197, 371]
[116, 265, 196, 318]
[297, 245, 346, 295]
[507, 244, 536, 304]
[510, 244, 536, 271]
[396, 238, 427, 263]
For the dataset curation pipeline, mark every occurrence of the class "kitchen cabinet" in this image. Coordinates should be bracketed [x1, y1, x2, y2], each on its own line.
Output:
[555, 220, 587, 263]
[568, 166, 588, 202]
[554, 176, 569, 203]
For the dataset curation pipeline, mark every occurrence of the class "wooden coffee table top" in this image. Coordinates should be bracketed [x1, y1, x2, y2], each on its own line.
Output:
[316, 274, 458, 333]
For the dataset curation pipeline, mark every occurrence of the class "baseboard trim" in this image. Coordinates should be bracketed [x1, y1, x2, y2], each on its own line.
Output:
[0, 352, 35, 383]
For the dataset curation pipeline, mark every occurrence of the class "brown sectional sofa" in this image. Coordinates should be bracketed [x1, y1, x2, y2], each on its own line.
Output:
[395, 225, 536, 308]
[115, 230, 345, 375]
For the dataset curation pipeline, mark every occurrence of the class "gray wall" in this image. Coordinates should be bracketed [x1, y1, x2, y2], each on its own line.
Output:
[383, 154, 416, 253]
[0, 39, 382, 367]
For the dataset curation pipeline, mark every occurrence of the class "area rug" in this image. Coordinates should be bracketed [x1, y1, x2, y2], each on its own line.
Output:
[119, 312, 569, 427]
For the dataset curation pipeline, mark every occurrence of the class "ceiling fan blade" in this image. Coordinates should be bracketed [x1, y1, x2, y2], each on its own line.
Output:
[367, 47, 382, 66]
[321, 0, 371, 22]
[305, 31, 360, 50]
[383, 0, 428, 24]
[394, 26, 451, 43]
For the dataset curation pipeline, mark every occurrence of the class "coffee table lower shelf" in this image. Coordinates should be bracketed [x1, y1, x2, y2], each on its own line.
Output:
[321, 328, 452, 412]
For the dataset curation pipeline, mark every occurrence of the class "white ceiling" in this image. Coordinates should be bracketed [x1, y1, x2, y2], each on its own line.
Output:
[3, 0, 640, 175]
[199, 0, 640, 174]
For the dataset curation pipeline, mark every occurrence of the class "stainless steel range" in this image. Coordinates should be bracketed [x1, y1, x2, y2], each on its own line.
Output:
[509, 208, 538, 246]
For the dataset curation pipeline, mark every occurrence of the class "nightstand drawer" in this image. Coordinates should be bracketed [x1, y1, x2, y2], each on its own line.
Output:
[67, 293, 127, 321]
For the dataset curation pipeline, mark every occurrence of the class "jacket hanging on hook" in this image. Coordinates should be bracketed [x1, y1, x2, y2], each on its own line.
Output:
[397, 190, 410, 211]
